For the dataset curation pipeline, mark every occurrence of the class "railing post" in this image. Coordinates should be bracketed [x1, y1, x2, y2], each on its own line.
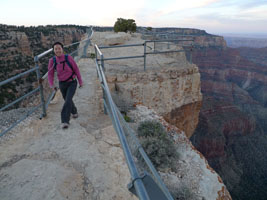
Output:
[94, 45, 99, 74]
[100, 54, 107, 114]
[190, 43, 193, 64]
[101, 54, 105, 72]
[144, 42, 147, 71]
[34, 56, 47, 118]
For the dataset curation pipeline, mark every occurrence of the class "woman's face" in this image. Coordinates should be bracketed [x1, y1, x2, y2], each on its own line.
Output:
[54, 44, 63, 57]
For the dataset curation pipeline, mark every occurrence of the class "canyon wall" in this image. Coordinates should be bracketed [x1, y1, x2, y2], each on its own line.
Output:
[146, 27, 267, 199]
[190, 37, 267, 200]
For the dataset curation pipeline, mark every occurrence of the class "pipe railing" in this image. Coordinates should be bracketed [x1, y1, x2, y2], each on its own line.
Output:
[97, 39, 194, 71]
[0, 27, 93, 137]
[0, 66, 42, 137]
[94, 44, 174, 200]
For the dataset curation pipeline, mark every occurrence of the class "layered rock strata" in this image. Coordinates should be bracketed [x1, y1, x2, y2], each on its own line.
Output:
[191, 39, 267, 200]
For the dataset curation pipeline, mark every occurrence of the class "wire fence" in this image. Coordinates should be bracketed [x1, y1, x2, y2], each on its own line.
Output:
[0, 27, 93, 137]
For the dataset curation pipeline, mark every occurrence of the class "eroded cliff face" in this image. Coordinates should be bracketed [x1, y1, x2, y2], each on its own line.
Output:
[107, 66, 202, 138]
[190, 40, 267, 199]
[237, 47, 267, 66]
[92, 32, 203, 138]
[145, 27, 227, 49]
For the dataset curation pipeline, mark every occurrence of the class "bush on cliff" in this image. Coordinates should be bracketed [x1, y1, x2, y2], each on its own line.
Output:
[114, 18, 136, 33]
[137, 120, 179, 171]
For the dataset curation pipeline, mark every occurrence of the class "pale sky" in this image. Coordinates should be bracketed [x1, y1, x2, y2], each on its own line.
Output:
[1, 0, 267, 35]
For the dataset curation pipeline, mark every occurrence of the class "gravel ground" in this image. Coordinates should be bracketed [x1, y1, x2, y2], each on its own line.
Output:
[0, 107, 42, 141]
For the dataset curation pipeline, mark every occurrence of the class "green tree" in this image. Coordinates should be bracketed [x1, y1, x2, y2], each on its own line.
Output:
[114, 18, 137, 33]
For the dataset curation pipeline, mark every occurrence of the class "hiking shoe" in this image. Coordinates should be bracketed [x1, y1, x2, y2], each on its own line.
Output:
[72, 113, 78, 118]
[61, 123, 69, 129]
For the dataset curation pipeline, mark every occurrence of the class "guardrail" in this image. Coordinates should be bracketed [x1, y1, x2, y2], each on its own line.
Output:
[0, 27, 93, 137]
[94, 43, 177, 199]
[96, 39, 194, 71]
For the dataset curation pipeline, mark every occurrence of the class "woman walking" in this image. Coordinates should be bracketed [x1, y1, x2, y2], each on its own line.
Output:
[48, 42, 83, 129]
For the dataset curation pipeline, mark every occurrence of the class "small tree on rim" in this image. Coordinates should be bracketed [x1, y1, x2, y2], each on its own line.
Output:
[114, 18, 137, 33]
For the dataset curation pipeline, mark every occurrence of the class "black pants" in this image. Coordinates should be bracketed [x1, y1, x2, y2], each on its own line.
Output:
[59, 80, 77, 124]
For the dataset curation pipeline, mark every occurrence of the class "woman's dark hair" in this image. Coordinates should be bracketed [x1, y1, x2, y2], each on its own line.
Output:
[52, 42, 64, 49]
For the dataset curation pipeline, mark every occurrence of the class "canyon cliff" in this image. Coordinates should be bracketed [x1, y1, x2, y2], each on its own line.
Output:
[148, 27, 267, 199]
[189, 34, 267, 200]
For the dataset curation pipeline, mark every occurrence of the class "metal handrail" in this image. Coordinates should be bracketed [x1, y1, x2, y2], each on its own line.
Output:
[115, 108, 173, 199]
[99, 43, 144, 49]
[0, 27, 93, 137]
[0, 67, 39, 87]
[94, 44, 174, 200]
[95, 56, 150, 199]
[96, 39, 194, 71]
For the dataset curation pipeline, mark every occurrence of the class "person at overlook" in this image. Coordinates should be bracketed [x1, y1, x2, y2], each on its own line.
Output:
[48, 42, 83, 129]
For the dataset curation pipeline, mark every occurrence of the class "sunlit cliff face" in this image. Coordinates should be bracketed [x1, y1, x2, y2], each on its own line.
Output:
[54, 44, 63, 57]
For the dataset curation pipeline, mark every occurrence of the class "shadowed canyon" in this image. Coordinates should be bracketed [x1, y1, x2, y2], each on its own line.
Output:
[190, 34, 267, 200]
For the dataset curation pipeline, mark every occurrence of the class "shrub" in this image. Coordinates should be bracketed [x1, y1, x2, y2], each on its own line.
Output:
[114, 18, 137, 33]
[89, 53, 96, 59]
[171, 185, 195, 200]
[137, 120, 179, 171]
[123, 114, 131, 122]
[138, 120, 166, 138]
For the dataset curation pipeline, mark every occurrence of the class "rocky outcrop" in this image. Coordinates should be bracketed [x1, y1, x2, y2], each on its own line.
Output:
[95, 32, 202, 138]
[107, 67, 202, 138]
[93, 32, 231, 199]
[128, 105, 231, 200]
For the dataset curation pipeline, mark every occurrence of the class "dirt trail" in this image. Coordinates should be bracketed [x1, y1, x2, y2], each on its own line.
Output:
[0, 57, 136, 200]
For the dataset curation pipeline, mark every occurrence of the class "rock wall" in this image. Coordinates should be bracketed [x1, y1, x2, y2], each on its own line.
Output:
[191, 41, 267, 199]
[96, 31, 202, 138]
[107, 66, 202, 138]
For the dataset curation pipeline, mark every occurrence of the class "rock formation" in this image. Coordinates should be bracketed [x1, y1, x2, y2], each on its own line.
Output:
[128, 105, 231, 200]
[142, 27, 267, 199]
[93, 31, 231, 199]
[191, 37, 267, 200]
